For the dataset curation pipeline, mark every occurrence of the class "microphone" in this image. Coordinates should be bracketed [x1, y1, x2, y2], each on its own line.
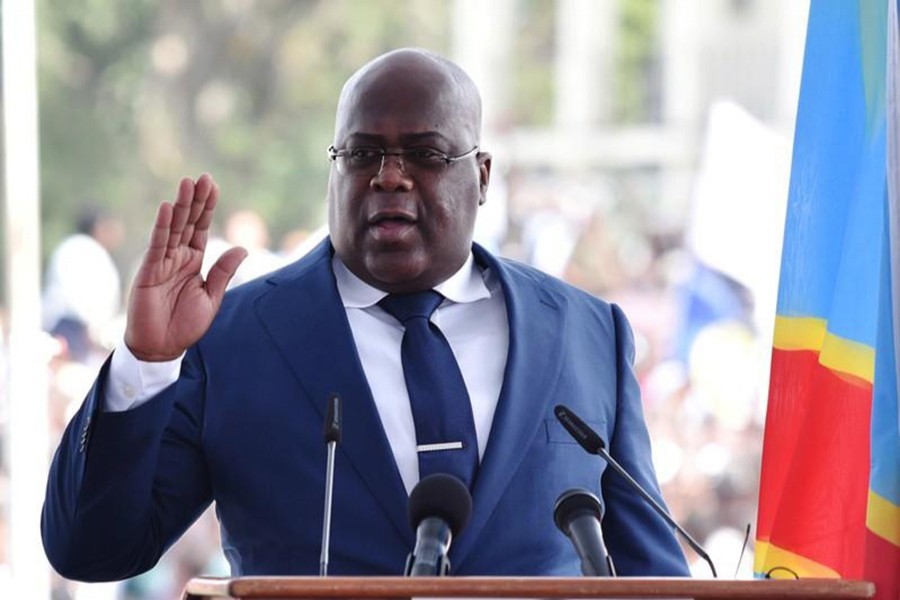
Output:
[319, 393, 342, 576]
[554, 489, 616, 576]
[554, 404, 718, 578]
[324, 392, 342, 444]
[405, 473, 472, 576]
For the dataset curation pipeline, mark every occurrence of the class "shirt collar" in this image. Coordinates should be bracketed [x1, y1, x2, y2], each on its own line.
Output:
[332, 252, 491, 309]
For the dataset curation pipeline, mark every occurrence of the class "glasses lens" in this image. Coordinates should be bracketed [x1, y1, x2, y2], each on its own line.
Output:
[338, 148, 382, 174]
[332, 146, 469, 175]
[403, 148, 447, 169]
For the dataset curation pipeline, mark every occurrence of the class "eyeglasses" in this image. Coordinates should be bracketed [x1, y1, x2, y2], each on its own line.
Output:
[327, 145, 479, 176]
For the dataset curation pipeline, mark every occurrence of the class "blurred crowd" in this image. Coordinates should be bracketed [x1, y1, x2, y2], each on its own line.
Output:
[0, 168, 767, 597]
[505, 169, 765, 578]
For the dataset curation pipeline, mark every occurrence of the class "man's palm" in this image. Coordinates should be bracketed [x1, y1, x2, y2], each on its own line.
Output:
[125, 174, 247, 361]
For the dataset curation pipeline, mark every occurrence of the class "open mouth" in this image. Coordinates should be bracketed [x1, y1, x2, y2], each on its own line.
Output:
[369, 212, 418, 240]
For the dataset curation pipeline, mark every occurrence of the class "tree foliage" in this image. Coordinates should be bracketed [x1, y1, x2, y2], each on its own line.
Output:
[36, 0, 450, 267]
[33, 0, 658, 276]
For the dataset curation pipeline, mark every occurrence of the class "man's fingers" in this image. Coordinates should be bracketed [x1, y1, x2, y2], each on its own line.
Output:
[181, 174, 215, 246]
[205, 246, 248, 302]
[193, 173, 214, 206]
[167, 177, 196, 251]
[189, 182, 219, 250]
[145, 202, 174, 264]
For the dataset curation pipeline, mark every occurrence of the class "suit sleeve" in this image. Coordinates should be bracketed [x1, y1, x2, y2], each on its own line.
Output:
[599, 303, 690, 576]
[41, 349, 212, 582]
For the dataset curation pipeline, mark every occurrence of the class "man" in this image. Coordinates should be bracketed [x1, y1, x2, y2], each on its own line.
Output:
[42, 49, 689, 579]
[42, 206, 124, 363]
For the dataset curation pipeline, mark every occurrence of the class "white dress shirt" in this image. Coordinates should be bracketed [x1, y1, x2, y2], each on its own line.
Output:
[105, 252, 509, 494]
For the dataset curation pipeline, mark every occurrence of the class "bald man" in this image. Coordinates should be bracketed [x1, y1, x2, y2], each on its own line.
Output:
[42, 49, 689, 580]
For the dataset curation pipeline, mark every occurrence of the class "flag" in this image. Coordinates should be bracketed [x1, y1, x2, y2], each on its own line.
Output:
[755, 1, 900, 598]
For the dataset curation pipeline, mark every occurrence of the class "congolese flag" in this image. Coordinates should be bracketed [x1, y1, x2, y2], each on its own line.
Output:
[755, 1, 900, 598]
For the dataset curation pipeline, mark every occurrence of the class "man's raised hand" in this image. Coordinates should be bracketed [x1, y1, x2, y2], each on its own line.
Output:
[124, 174, 247, 361]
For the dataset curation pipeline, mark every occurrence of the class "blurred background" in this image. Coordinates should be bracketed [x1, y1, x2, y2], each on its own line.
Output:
[0, 0, 810, 597]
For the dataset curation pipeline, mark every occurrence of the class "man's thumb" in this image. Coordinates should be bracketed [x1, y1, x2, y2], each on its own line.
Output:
[206, 246, 249, 301]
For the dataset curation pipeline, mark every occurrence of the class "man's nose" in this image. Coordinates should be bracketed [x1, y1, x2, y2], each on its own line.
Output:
[371, 153, 413, 191]
[380, 152, 406, 174]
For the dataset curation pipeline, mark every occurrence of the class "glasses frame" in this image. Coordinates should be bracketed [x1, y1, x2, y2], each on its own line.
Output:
[326, 145, 479, 176]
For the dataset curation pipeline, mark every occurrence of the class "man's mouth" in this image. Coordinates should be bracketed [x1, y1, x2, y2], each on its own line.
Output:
[371, 213, 415, 225]
[368, 211, 418, 240]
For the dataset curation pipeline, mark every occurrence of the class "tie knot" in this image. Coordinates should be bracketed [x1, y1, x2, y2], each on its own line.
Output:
[379, 291, 444, 324]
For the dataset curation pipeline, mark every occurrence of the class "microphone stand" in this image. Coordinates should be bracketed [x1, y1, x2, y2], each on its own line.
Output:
[595, 444, 717, 578]
[554, 404, 717, 578]
[320, 394, 342, 576]
[319, 438, 337, 576]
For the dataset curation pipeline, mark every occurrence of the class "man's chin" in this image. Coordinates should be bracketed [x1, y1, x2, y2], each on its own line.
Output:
[362, 253, 434, 293]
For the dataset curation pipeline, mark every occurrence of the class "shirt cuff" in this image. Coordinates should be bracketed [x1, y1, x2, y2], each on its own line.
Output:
[104, 339, 185, 412]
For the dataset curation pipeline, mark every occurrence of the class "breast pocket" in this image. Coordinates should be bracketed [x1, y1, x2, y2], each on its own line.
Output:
[509, 418, 609, 528]
[543, 418, 607, 446]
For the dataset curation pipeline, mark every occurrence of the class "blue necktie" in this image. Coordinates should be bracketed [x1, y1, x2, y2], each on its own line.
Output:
[379, 291, 479, 489]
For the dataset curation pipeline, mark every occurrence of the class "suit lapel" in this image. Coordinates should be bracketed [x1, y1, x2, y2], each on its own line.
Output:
[252, 240, 567, 568]
[253, 240, 412, 547]
[451, 245, 567, 568]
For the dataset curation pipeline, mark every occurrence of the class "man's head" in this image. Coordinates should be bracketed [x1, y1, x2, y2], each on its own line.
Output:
[77, 205, 124, 252]
[327, 48, 492, 294]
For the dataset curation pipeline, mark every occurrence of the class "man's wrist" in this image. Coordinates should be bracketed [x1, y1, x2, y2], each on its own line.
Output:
[105, 340, 184, 412]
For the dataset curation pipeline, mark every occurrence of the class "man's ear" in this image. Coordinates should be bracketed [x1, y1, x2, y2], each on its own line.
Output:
[477, 152, 492, 205]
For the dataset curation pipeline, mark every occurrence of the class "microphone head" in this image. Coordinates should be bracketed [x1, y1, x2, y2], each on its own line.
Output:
[553, 488, 604, 535]
[554, 405, 606, 454]
[324, 393, 342, 444]
[408, 473, 473, 536]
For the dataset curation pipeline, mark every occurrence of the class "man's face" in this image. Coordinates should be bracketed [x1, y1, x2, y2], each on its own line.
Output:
[327, 58, 491, 294]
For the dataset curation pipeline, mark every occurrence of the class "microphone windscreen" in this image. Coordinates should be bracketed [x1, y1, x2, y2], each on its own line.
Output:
[324, 393, 342, 444]
[554, 488, 604, 534]
[554, 405, 606, 454]
[408, 473, 473, 536]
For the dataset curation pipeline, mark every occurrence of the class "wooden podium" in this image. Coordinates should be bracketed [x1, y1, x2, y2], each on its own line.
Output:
[182, 576, 875, 600]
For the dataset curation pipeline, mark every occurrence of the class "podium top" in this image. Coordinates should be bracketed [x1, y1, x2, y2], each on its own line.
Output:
[182, 576, 875, 600]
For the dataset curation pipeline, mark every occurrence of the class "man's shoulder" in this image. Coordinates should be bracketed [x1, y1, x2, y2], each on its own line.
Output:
[214, 239, 334, 317]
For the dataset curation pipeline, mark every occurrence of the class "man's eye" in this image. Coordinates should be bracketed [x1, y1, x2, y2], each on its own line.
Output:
[347, 148, 381, 161]
[406, 148, 445, 163]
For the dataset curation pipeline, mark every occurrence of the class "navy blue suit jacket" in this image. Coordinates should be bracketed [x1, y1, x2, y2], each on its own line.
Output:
[42, 239, 689, 580]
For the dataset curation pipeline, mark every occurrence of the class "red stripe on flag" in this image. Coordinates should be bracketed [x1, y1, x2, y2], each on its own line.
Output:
[864, 529, 900, 600]
[757, 348, 872, 577]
